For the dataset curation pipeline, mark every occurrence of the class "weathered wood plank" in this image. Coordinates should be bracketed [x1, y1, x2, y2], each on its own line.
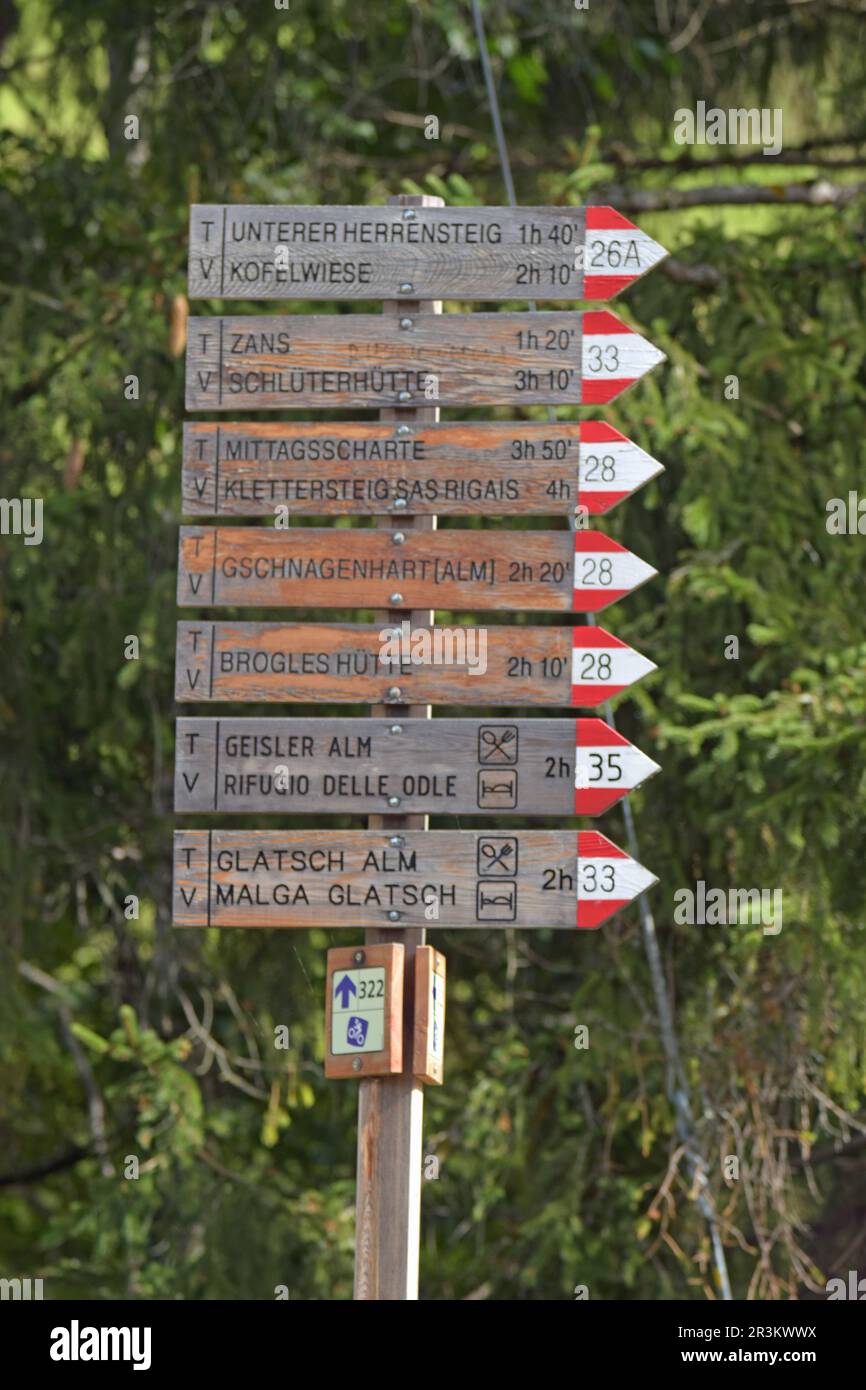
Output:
[173, 716, 660, 816]
[181, 420, 664, 518]
[174, 716, 573, 816]
[171, 829, 657, 930]
[187, 205, 667, 302]
[174, 620, 657, 707]
[184, 311, 665, 410]
[176, 526, 656, 613]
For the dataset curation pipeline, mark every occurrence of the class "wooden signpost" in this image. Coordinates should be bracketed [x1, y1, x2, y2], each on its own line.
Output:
[188, 204, 668, 302]
[177, 525, 656, 613]
[173, 192, 667, 1301]
[173, 829, 658, 931]
[185, 310, 665, 411]
[181, 421, 663, 518]
[174, 620, 657, 707]
[174, 716, 659, 816]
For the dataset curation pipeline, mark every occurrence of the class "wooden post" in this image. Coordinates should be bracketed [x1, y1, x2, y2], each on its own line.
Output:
[354, 192, 444, 1301]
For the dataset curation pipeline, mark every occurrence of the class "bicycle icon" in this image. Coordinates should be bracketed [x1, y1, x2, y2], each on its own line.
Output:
[346, 1016, 369, 1048]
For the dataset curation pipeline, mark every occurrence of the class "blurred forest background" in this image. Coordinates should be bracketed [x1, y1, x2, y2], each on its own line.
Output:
[2, 0, 866, 1301]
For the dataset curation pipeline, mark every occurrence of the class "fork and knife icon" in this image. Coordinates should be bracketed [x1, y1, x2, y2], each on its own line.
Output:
[478, 838, 517, 875]
[478, 725, 519, 764]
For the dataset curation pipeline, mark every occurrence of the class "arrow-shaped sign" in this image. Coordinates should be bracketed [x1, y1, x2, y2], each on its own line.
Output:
[187, 204, 668, 302]
[574, 719, 660, 814]
[570, 627, 657, 707]
[180, 419, 664, 519]
[576, 423, 664, 515]
[177, 526, 656, 614]
[577, 831, 658, 929]
[174, 715, 656, 817]
[173, 829, 656, 931]
[334, 974, 356, 1008]
[573, 533, 657, 612]
[185, 311, 665, 412]
[175, 621, 657, 708]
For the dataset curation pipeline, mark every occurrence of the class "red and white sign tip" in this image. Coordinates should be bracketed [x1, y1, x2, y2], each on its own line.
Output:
[581, 311, 666, 405]
[576, 830, 658, 929]
[574, 719, 660, 815]
[570, 626, 656, 707]
[583, 207, 668, 300]
[572, 533, 657, 613]
[577, 422, 664, 516]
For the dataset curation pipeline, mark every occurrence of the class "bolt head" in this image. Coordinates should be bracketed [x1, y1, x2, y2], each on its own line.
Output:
[389, 724, 403, 734]
[387, 686, 402, 700]
[353, 950, 365, 964]
[389, 835, 405, 848]
[396, 424, 412, 436]
[393, 497, 408, 510]
[352, 1058, 363, 1072]
[399, 317, 414, 330]
[387, 910, 401, 922]
[387, 795, 401, 807]
[401, 208, 417, 221]
[392, 531, 406, 545]
[397, 390, 412, 402]
[389, 593, 403, 605]
[399, 282, 414, 294]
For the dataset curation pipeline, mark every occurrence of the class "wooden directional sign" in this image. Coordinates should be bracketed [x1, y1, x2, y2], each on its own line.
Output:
[185, 311, 665, 411]
[174, 716, 659, 817]
[181, 421, 664, 519]
[172, 829, 657, 931]
[177, 526, 656, 614]
[324, 943, 404, 1079]
[188, 205, 668, 302]
[175, 620, 656, 708]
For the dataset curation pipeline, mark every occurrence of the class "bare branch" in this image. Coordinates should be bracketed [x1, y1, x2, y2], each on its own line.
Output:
[600, 179, 866, 212]
[18, 960, 114, 1177]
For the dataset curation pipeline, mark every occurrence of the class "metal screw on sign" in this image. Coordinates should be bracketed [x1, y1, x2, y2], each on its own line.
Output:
[386, 687, 403, 701]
